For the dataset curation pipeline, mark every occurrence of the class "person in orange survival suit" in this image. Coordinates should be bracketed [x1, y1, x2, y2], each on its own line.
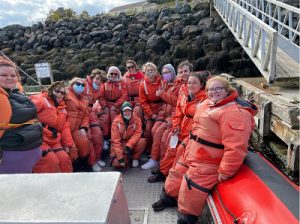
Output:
[98, 66, 128, 150]
[123, 59, 145, 121]
[148, 72, 208, 183]
[30, 81, 74, 173]
[138, 62, 164, 154]
[152, 76, 258, 224]
[83, 68, 107, 172]
[110, 101, 147, 168]
[154, 61, 195, 166]
[64, 77, 93, 172]
[141, 64, 179, 170]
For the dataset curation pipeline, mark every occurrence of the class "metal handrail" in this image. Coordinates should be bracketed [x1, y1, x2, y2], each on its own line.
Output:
[214, 0, 278, 83]
[234, 0, 300, 47]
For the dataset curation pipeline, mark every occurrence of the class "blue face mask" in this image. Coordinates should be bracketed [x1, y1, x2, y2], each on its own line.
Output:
[92, 82, 99, 90]
[73, 84, 84, 94]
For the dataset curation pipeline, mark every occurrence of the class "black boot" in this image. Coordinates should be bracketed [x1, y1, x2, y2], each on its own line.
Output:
[80, 156, 93, 172]
[72, 159, 81, 172]
[152, 188, 177, 211]
[147, 170, 166, 183]
[177, 213, 198, 224]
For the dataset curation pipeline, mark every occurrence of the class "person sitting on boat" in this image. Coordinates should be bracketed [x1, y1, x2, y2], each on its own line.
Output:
[152, 76, 258, 224]
[98, 66, 128, 151]
[148, 72, 208, 183]
[83, 69, 107, 172]
[139, 62, 164, 164]
[0, 56, 42, 173]
[123, 59, 145, 121]
[110, 101, 146, 168]
[64, 77, 92, 172]
[30, 81, 74, 173]
[141, 64, 179, 170]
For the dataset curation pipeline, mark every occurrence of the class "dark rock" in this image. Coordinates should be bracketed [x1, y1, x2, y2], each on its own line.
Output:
[146, 34, 170, 54]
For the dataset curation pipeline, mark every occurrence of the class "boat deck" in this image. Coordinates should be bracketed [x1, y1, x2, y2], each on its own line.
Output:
[102, 156, 178, 224]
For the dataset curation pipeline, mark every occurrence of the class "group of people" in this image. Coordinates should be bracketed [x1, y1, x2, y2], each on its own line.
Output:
[0, 56, 258, 224]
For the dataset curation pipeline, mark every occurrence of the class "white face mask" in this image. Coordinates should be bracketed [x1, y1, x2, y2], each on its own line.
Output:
[147, 71, 155, 78]
[123, 114, 132, 120]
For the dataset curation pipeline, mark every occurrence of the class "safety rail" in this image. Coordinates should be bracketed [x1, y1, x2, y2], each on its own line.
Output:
[213, 0, 278, 83]
[234, 0, 300, 47]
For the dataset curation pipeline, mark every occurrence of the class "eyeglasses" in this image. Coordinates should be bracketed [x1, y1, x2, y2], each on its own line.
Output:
[127, 65, 135, 69]
[54, 89, 66, 95]
[207, 87, 225, 93]
[110, 73, 119, 76]
[75, 82, 85, 87]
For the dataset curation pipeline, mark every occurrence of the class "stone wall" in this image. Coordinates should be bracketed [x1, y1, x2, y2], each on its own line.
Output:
[0, 2, 260, 84]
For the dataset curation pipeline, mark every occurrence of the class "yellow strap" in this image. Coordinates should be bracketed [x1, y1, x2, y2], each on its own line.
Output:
[0, 119, 39, 130]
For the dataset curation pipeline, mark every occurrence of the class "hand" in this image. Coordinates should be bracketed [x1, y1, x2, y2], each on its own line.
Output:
[64, 146, 70, 153]
[156, 89, 162, 96]
[118, 158, 126, 167]
[111, 106, 116, 111]
[173, 128, 180, 135]
[78, 128, 87, 136]
[104, 107, 109, 113]
[69, 146, 78, 161]
[151, 114, 158, 120]
[124, 146, 133, 159]
[218, 173, 230, 182]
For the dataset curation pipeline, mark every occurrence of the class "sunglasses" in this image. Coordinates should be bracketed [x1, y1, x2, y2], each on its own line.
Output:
[207, 87, 225, 93]
[110, 73, 119, 76]
[54, 89, 66, 95]
[127, 65, 135, 69]
[75, 82, 85, 87]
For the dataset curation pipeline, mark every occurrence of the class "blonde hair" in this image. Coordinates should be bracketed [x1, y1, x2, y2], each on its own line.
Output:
[143, 62, 158, 76]
[69, 77, 84, 86]
[205, 76, 235, 93]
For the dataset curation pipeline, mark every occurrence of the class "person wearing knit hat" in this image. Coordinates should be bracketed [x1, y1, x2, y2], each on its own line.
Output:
[98, 66, 128, 144]
[161, 64, 176, 83]
[110, 101, 147, 169]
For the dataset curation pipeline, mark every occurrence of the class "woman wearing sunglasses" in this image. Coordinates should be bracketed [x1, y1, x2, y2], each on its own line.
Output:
[0, 57, 42, 173]
[64, 77, 92, 171]
[152, 76, 258, 224]
[30, 81, 73, 173]
[98, 66, 128, 143]
[83, 69, 107, 172]
[123, 60, 144, 121]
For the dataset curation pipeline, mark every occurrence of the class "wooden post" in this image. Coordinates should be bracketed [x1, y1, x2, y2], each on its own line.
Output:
[259, 101, 272, 137]
[287, 142, 299, 172]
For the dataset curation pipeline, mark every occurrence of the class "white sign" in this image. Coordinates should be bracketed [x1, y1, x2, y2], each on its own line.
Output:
[35, 63, 51, 78]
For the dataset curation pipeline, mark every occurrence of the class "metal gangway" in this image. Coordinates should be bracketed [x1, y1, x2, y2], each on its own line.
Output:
[213, 0, 300, 83]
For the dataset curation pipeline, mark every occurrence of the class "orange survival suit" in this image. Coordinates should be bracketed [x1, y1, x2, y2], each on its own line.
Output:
[164, 91, 258, 217]
[110, 113, 146, 167]
[30, 92, 73, 173]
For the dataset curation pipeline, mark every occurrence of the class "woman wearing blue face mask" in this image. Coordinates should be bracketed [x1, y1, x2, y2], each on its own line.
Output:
[83, 69, 108, 172]
[64, 77, 93, 172]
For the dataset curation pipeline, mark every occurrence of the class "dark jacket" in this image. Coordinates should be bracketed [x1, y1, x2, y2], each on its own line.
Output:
[1, 89, 43, 151]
